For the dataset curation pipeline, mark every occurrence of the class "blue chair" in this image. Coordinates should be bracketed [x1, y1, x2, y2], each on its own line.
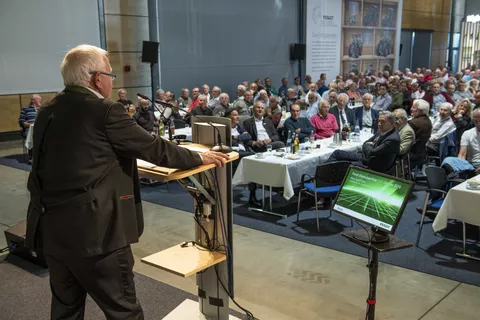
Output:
[297, 161, 352, 231]
[416, 166, 464, 246]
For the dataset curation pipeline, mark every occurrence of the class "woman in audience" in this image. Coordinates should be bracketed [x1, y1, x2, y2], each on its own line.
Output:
[453, 98, 474, 144]
[347, 83, 361, 102]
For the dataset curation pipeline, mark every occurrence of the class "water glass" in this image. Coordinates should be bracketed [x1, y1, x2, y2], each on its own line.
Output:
[267, 145, 273, 153]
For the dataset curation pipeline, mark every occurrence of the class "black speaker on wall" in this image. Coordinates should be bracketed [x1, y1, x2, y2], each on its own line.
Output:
[142, 41, 159, 64]
[290, 43, 306, 61]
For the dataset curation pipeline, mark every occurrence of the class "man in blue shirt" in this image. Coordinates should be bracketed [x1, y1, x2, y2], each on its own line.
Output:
[284, 103, 315, 140]
[19, 94, 42, 138]
[317, 79, 329, 97]
[278, 77, 289, 98]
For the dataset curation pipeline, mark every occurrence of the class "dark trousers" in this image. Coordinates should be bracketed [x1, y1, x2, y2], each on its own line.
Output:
[46, 245, 143, 320]
[327, 149, 363, 166]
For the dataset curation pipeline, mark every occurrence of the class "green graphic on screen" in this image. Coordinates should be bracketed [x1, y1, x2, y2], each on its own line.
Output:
[335, 168, 411, 227]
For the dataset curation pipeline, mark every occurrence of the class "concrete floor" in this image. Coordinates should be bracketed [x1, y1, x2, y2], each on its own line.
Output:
[1, 140, 479, 320]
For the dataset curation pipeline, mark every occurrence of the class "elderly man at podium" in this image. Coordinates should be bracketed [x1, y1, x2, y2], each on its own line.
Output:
[25, 44, 228, 320]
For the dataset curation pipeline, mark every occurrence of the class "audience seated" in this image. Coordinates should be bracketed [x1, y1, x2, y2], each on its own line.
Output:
[283, 103, 314, 140]
[389, 83, 404, 111]
[408, 99, 433, 163]
[207, 86, 221, 108]
[310, 100, 338, 139]
[234, 90, 253, 116]
[133, 99, 155, 132]
[458, 108, 480, 172]
[373, 83, 392, 111]
[264, 77, 278, 96]
[188, 87, 200, 112]
[19, 94, 42, 138]
[346, 83, 361, 102]
[226, 108, 253, 154]
[453, 99, 474, 144]
[282, 88, 298, 112]
[393, 109, 415, 155]
[189, 94, 212, 118]
[326, 90, 338, 108]
[116, 88, 134, 112]
[423, 81, 455, 115]
[292, 76, 305, 98]
[177, 88, 192, 111]
[212, 93, 230, 117]
[354, 93, 378, 130]
[201, 84, 210, 102]
[330, 93, 356, 130]
[265, 96, 282, 128]
[243, 101, 285, 152]
[302, 93, 319, 120]
[327, 111, 400, 174]
[427, 102, 456, 156]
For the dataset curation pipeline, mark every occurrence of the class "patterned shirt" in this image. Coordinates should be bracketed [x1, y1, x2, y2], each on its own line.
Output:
[19, 105, 39, 136]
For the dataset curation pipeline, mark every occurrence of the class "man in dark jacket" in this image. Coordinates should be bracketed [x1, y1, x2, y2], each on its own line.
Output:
[243, 101, 285, 152]
[133, 98, 155, 132]
[26, 44, 228, 320]
[327, 111, 400, 174]
[329, 93, 356, 130]
[408, 99, 433, 163]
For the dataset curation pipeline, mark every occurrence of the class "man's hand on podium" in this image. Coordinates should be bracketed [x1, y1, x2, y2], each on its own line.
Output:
[200, 151, 230, 168]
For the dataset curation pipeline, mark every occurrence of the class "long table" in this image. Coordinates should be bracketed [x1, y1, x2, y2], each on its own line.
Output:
[232, 133, 372, 201]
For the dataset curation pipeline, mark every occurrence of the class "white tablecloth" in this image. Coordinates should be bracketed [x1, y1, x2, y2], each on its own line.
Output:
[232, 133, 371, 200]
[25, 124, 34, 150]
[432, 176, 480, 232]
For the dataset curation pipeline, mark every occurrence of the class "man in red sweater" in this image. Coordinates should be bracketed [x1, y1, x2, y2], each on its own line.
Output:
[310, 100, 338, 139]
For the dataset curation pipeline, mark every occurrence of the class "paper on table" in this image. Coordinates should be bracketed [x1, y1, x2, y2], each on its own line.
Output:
[136, 159, 157, 168]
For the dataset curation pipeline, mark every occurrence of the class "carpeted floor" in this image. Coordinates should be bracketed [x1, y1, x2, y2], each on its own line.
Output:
[0, 255, 245, 320]
[2, 153, 480, 287]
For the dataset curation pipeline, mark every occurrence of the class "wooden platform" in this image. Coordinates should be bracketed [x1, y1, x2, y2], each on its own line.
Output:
[137, 144, 238, 182]
[141, 243, 226, 278]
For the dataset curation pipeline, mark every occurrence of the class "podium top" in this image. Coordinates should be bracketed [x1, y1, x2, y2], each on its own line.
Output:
[341, 229, 413, 253]
[137, 144, 239, 182]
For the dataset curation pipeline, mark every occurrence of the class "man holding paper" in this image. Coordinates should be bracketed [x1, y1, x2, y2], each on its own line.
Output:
[25, 44, 228, 320]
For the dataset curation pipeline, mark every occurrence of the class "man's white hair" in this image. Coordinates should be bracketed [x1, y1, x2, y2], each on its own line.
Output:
[60, 44, 108, 86]
[338, 93, 349, 101]
[414, 99, 430, 115]
[394, 108, 408, 121]
[440, 102, 453, 112]
[362, 93, 373, 100]
[219, 93, 229, 99]
[237, 85, 246, 92]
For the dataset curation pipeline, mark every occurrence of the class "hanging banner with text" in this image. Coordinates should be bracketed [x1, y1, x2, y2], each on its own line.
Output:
[306, 0, 342, 83]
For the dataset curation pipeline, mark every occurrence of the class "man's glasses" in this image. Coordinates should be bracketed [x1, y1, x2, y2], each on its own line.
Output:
[89, 71, 116, 80]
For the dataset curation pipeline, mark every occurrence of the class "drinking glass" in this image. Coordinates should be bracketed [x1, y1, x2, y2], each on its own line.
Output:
[267, 144, 273, 153]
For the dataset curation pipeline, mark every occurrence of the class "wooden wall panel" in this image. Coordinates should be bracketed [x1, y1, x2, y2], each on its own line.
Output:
[104, 0, 148, 16]
[0, 95, 22, 133]
[109, 53, 151, 88]
[105, 15, 149, 52]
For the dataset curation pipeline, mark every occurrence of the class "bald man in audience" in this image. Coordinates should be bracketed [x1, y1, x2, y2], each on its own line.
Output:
[189, 94, 212, 118]
[284, 103, 314, 140]
[212, 93, 230, 117]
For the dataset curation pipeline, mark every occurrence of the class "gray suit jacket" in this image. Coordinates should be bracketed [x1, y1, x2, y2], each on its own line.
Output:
[398, 123, 415, 155]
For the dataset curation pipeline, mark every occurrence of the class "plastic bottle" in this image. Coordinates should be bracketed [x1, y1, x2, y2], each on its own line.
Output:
[286, 130, 293, 154]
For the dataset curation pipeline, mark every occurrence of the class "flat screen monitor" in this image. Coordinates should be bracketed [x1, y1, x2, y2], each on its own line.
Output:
[332, 166, 414, 234]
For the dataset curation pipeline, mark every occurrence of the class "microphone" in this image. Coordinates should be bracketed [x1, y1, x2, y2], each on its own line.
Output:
[191, 116, 233, 154]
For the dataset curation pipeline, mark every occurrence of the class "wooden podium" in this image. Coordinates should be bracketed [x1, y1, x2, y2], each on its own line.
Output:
[138, 143, 239, 320]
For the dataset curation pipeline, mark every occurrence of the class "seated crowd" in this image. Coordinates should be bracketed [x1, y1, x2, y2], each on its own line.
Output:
[21, 68, 480, 181]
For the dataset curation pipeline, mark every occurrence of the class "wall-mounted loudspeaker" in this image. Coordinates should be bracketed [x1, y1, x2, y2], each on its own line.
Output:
[141, 41, 159, 64]
[290, 43, 306, 61]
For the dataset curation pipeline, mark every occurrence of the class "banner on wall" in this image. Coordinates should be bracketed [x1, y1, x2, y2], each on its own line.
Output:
[306, 0, 342, 83]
